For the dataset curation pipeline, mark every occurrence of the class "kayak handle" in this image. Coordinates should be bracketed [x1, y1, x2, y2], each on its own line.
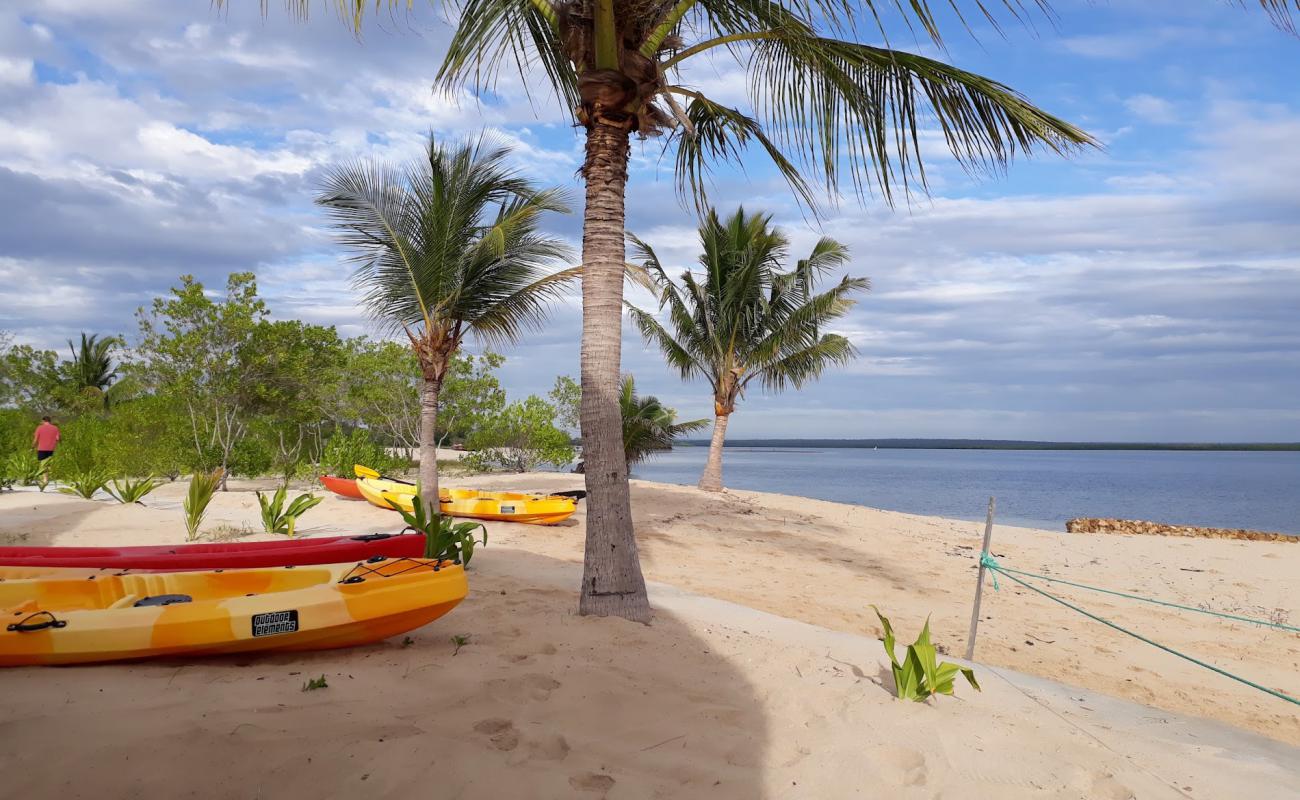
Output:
[349, 533, 395, 542]
[7, 611, 67, 633]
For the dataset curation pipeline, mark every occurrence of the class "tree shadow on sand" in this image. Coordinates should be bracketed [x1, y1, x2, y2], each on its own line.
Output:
[0, 548, 770, 800]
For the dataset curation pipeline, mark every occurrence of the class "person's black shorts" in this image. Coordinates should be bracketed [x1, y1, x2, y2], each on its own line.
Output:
[36, 450, 54, 461]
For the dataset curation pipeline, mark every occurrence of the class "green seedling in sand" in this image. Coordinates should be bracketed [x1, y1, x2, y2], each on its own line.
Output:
[6, 451, 46, 488]
[450, 634, 470, 656]
[256, 486, 323, 538]
[873, 606, 979, 702]
[395, 492, 488, 565]
[402, 636, 415, 648]
[106, 475, 164, 505]
[58, 469, 112, 500]
[183, 469, 223, 542]
[301, 675, 328, 692]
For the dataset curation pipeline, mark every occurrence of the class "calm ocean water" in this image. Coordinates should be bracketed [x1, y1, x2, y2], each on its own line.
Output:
[630, 447, 1300, 535]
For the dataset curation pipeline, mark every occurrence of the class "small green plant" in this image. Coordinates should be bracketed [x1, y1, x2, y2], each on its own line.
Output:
[402, 636, 415, 648]
[873, 606, 979, 702]
[6, 451, 45, 487]
[105, 475, 164, 504]
[301, 674, 328, 691]
[450, 634, 470, 656]
[183, 469, 223, 542]
[256, 486, 324, 538]
[394, 491, 488, 565]
[57, 468, 112, 499]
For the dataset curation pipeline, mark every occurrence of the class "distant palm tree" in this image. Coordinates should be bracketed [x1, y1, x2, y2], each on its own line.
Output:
[629, 207, 867, 491]
[620, 375, 707, 468]
[316, 134, 572, 514]
[67, 333, 120, 407]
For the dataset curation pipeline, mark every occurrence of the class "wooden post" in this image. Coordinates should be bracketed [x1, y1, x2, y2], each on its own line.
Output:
[965, 496, 996, 661]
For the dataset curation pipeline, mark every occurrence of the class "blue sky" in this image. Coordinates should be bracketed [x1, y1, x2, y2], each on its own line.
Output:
[1, 0, 1298, 441]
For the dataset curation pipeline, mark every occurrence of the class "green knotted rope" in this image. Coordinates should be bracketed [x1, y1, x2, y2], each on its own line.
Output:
[979, 554, 1300, 634]
[979, 555, 1300, 707]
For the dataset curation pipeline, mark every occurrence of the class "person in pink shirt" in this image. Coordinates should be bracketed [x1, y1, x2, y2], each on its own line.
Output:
[32, 416, 60, 461]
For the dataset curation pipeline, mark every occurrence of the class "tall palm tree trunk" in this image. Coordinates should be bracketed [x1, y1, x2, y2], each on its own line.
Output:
[418, 377, 440, 518]
[699, 413, 729, 492]
[577, 120, 650, 622]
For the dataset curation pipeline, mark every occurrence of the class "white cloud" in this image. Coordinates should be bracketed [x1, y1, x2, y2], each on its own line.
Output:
[1124, 93, 1179, 124]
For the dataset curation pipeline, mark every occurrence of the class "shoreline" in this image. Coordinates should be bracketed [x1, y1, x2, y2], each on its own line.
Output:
[2, 476, 1298, 751]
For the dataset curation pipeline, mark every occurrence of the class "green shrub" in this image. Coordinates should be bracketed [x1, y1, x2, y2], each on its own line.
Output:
[463, 396, 574, 473]
[393, 492, 488, 565]
[321, 428, 402, 477]
[183, 469, 223, 541]
[5, 450, 46, 486]
[873, 606, 979, 702]
[228, 435, 275, 478]
[57, 468, 111, 499]
[106, 475, 164, 504]
[256, 486, 324, 538]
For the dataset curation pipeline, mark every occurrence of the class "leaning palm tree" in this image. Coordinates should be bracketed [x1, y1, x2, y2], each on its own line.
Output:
[316, 134, 572, 515]
[629, 207, 867, 491]
[66, 333, 120, 408]
[223, 0, 1293, 621]
[620, 375, 707, 468]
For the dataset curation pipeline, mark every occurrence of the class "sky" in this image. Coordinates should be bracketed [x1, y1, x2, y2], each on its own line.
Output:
[1, 0, 1298, 442]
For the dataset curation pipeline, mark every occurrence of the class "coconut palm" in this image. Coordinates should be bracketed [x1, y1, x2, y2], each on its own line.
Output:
[316, 134, 572, 515]
[65, 333, 123, 408]
[223, 0, 1292, 622]
[620, 375, 707, 468]
[629, 207, 867, 491]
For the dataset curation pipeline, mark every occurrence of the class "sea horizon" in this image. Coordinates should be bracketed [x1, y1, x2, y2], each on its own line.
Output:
[633, 446, 1300, 535]
[674, 438, 1300, 451]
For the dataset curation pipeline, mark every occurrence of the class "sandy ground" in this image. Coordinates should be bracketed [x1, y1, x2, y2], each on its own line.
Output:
[1, 476, 1298, 798]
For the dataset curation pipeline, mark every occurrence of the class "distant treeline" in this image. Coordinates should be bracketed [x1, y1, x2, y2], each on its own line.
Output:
[676, 438, 1300, 452]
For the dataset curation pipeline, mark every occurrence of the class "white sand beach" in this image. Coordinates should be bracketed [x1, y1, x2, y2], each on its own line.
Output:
[1, 477, 1297, 798]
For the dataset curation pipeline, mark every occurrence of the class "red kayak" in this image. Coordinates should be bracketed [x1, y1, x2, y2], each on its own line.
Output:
[0, 533, 426, 570]
[320, 474, 364, 500]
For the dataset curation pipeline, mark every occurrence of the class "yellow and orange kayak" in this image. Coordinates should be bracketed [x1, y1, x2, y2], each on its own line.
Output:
[354, 475, 577, 526]
[0, 558, 466, 666]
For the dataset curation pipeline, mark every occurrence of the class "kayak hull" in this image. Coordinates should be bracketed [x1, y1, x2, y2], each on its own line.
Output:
[0, 558, 466, 666]
[319, 475, 364, 500]
[0, 533, 427, 571]
[355, 477, 576, 526]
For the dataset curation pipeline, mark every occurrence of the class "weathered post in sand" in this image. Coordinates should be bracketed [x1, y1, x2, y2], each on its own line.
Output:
[965, 496, 996, 661]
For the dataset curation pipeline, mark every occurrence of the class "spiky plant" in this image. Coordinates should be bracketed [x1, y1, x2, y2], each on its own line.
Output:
[66, 333, 120, 408]
[106, 475, 164, 505]
[256, 486, 325, 538]
[57, 469, 112, 500]
[629, 207, 866, 491]
[183, 469, 223, 542]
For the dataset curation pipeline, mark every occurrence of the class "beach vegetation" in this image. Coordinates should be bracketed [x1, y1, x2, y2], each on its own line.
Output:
[182, 469, 223, 542]
[394, 491, 489, 565]
[57, 469, 112, 500]
[316, 134, 572, 517]
[320, 429, 402, 481]
[65, 333, 123, 409]
[105, 475, 164, 505]
[450, 634, 471, 656]
[5, 450, 46, 487]
[873, 606, 979, 702]
[301, 675, 328, 691]
[256, 486, 324, 538]
[463, 395, 575, 473]
[630, 207, 867, 491]
[620, 376, 707, 468]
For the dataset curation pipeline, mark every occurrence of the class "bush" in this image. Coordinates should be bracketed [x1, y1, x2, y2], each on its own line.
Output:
[393, 492, 488, 565]
[57, 469, 111, 500]
[873, 606, 979, 702]
[256, 486, 324, 538]
[463, 396, 574, 473]
[106, 475, 164, 504]
[321, 428, 403, 477]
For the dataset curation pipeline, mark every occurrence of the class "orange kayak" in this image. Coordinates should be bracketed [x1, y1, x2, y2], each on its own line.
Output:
[0, 558, 466, 666]
[320, 474, 365, 500]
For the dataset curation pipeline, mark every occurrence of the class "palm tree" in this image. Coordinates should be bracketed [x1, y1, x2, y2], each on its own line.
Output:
[620, 375, 707, 468]
[629, 207, 867, 491]
[221, 0, 1292, 622]
[66, 333, 120, 407]
[316, 134, 572, 515]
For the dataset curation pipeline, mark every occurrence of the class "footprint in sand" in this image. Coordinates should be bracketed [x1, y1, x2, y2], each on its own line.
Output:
[485, 673, 562, 703]
[875, 746, 928, 787]
[569, 773, 616, 794]
[472, 718, 519, 752]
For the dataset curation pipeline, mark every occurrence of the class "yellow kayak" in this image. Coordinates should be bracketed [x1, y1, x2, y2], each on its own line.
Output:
[0, 558, 466, 666]
[354, 474, 577, 526]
